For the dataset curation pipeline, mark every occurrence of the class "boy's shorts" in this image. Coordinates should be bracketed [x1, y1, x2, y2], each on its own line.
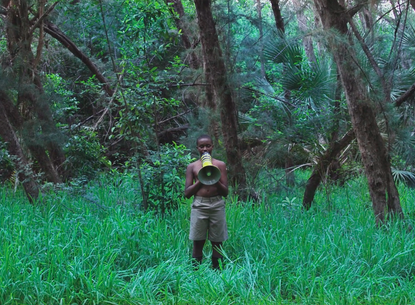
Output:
[189, 195, 228, 242]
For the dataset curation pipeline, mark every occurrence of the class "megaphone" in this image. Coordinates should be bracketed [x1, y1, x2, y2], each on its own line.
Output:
[197, 152, 221, 185]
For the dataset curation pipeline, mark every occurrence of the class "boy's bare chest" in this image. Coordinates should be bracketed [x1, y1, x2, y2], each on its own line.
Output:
[192, 161, 203, 178]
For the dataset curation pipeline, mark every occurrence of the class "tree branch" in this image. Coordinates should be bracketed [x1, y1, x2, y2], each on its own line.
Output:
[43, 20, 116, 99]
[33, 0, 47, 69]
[346, 3, 365, 18]
[302, 128, 355, 210]
[157, 109, 192, 125]
[29, 1, 60, 35]
[348, 17, 390, 102]
[394, 83, 415, 107]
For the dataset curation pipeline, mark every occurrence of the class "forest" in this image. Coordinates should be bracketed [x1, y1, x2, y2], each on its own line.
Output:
[2, 0, 415, 304]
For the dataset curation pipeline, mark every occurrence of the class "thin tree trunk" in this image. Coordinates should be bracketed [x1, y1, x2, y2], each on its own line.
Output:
[194, 0, 247, 193]
[269, 0, 285, 33]
[269, 0, 296, 186]
[302, 70, 342, 207]
[256, 0, 266, 78]
[313, 0, 403, 224]
[293, 0, 317, 63]
[284, 152, 295, 187]
[18, 86, 64, 182]
[303, 129, 355, 209]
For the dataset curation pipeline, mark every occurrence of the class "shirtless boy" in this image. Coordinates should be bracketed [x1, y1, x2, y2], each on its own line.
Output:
[184, 134, 228, 269]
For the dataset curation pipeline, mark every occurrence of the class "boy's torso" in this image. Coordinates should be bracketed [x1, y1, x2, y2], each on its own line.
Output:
[191, 160, 222, 197]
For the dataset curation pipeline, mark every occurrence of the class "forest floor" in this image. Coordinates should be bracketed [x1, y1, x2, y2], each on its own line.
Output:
[1, 172, 415, 304]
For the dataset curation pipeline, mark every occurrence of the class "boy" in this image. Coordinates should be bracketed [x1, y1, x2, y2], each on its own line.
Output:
[184, 134, 228, 269]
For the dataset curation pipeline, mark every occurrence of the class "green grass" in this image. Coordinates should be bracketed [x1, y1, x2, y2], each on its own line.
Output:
[1, 172, 415, 304]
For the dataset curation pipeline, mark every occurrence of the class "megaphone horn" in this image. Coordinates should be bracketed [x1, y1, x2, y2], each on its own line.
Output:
[197, 152, 221, 185]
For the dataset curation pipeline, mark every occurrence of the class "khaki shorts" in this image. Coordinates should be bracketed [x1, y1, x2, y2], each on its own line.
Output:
[189, 196, 228, 242]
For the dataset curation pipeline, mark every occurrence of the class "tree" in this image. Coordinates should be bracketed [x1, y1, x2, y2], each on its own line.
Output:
[268, 0, 298, 186]
[312, 0, 403, 224]
[302, 129, 355, 209]
[293, 0, 316, 63]
[0, 95, 40, 202]
[194, 0, 247, 193]
[166, 0, 200, 70]
[1, 1, 65, 191]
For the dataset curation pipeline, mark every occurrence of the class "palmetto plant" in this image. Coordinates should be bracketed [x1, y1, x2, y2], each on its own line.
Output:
[246, 32, 343, 173]
[252, 17, 415, 188]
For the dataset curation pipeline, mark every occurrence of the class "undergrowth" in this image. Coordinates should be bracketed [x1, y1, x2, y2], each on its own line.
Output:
[0, 172, 415, 304]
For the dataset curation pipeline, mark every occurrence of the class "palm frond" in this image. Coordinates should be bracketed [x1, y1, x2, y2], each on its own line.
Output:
[392, 169, 415, 187]
[263, 36, 303, 66]
[401, 24, 415, 49]
[254, 76, 276, 95]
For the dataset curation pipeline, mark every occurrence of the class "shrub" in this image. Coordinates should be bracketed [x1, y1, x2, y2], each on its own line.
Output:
[136, 142, 194, 214]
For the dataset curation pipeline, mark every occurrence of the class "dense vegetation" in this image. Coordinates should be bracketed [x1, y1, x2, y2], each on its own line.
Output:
[2, 0, 415, 303]
[1, 1, 415, 210]
[1, 172, 415, 304]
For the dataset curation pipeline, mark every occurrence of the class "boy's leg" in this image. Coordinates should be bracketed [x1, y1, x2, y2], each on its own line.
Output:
[192, 240, 206, 265]
[209, 200, 227, 270]
[211, 241, 223, 269]
[189, 200, 208, 267]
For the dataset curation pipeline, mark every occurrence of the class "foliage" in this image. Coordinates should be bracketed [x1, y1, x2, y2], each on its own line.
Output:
[244, 35, 342, 171]
[392, 168, 415, 188]
[135, 142, 194, 214]
[117, 0, 178, 66]
[112, 58, 185, 154]
[45, 73, 80, 122]
[63, 128, 110, 181]
[2, 0, 415, 213]
[48, 0, 188, 166]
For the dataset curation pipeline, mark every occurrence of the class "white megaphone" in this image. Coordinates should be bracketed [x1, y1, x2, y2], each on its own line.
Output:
[197, 152, 221, 185]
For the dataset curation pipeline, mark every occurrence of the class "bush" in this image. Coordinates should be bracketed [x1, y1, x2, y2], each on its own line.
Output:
[63, 128, 111, 181]
[136, 142, 194, 214]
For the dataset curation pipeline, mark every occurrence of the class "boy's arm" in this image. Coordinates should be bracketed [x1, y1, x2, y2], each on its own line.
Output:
[215, 162, 228, 197]
[184, 163, 202, 199]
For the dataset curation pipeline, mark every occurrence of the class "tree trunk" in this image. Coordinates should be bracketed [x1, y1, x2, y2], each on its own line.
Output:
[293, 0, 317, 63]
[4, 0, 65, 183]
[194, 0, 247, 193]
[0, 89, 62, 183]
[302, 70, 343, 207]
[166, 0, 200, 69]
[284, 152, 295, 187]
[313, 0, 403, 224]
[165, 0, 221, 141]
[256, 0, 266, 79]
[0, 101, 40, 202]
[269, 0, 285, 33]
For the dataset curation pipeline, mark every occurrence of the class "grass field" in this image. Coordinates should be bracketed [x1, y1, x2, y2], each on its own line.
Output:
[1, 171, 415, 304]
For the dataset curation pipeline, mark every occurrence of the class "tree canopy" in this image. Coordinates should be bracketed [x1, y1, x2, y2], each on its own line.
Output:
[1, 0, 415, 222]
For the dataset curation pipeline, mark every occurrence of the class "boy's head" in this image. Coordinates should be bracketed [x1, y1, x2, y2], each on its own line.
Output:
[196, 134, 213, 156]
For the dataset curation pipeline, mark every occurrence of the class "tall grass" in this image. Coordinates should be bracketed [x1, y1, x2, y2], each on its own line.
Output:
[1, 172, 415, 304]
